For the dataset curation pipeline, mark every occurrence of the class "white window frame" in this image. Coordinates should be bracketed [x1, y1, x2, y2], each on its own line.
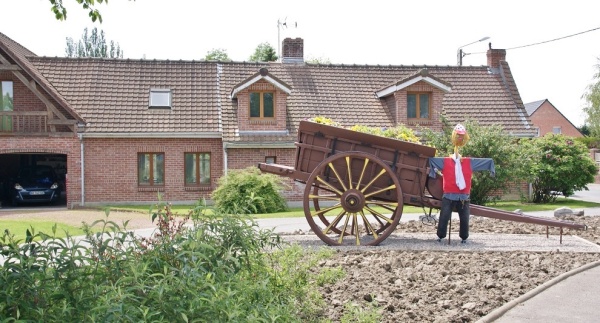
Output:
[149, 89, 172, 108]
[552, 126, 561, 134]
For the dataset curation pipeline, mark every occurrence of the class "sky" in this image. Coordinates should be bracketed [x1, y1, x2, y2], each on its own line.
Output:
[2, 0, 599, 127]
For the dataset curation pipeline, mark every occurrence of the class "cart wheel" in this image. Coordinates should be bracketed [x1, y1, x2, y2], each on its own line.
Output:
[304, 151, 403, 246]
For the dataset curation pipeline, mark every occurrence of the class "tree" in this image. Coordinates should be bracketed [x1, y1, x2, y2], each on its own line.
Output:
[248, 43, 278, 62]
[65, 27, 123, 58]
[521, 134, 598, 203]
[583, 57, 600, 137]
[48, 0, 135, 23]
[421, 120, 528, 205]
[204, 48, 230, 61]
[306, 56, 332, 64]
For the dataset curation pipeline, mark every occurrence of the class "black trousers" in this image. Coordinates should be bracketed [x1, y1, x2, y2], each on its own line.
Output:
[437, 197, 470, 240]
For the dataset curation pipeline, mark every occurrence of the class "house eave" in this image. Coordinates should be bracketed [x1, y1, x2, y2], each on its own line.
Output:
[230, 75, 292, 99]
[375, 76, 452, 98]
[224, 142, 295, 149]
[80, 132, 222, 139]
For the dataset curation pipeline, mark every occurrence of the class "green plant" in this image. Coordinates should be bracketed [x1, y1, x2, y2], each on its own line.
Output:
[212, 166, 289, 214]
[340, 301, 381, 323]
[521, 134, 599, 203]
[422, 120, 528, 205]
[0, 201, 342, 321]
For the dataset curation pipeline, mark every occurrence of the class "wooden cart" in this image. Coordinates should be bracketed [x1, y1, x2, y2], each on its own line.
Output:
[258, 121, 586, 246]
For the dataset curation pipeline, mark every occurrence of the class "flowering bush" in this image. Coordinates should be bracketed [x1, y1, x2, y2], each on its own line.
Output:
[521, 134, 599, 203]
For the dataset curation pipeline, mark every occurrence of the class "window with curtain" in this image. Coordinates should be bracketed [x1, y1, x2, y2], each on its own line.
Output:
[249, 91, 274, 118]
[407, 92, 431, 120]
[138, 153, 165, 186]
[184, 152, 211, 185]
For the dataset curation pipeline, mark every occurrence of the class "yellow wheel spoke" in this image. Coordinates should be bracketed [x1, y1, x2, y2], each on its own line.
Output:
[356, 158, 369, 190]
[323, 210, 346, 234]
[309, 194, 340, 201]
[364, 184, 397, 198]
[367, 200, 399, 208]
[365, 205, 394, 224]
[339, 214, 352, 244]
[327, 162, 348, 191]
[353, 213, 360, 245]
[316, 176, 343, 196]
[346, 156, 353, 189]
[360, 168, 387, 193]
[360, 210, 379, 240]
[311, 204, 342, 217]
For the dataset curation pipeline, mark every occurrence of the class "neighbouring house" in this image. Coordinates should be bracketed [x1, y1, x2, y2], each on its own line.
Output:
[0, 32, 537, 208]
[524, 99, 583, 137]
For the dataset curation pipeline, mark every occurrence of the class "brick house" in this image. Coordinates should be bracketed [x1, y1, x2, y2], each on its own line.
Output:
[524, 99, 583, 137]
[0, 33, 537, 208]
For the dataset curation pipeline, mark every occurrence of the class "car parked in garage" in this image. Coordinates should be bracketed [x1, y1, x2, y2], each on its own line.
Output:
[11, 165, 62, 206]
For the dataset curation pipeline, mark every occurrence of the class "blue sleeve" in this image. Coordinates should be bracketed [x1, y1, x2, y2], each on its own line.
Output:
[470, 158, 496, 176]
[428, 157, 445, 178]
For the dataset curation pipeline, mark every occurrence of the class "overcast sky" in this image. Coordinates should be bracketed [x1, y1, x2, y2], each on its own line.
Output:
[2, 0, 599, 127]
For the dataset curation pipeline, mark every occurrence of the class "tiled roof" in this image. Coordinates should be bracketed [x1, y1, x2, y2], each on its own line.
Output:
[524, 99, 546, 116]
[220, 62, 536, 142]
[29, 57, 221, 134]
[0, 32, 83, 123]
[1, 32, 536, 139]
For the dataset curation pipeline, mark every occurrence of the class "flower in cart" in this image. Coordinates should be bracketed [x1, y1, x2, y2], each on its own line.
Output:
[308, 116, 342, 127]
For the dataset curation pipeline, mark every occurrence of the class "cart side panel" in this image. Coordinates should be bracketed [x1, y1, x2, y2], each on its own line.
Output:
[296, 121, 436, 199]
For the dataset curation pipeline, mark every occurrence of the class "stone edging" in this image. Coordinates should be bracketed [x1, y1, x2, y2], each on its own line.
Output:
[475, 260, 600, 323]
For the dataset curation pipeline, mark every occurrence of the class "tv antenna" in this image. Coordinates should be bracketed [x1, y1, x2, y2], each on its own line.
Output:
[277, 17, 297, 59]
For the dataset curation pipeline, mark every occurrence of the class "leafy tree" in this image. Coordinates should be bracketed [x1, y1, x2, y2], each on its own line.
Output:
[421, 120, 528, 205]
[306, 56, 332, 64]
[521, 134, 598, 203]
[249, 42, 278, 62]
[583, 57, 600, 137]
[49, 0, 135, 23]
[204, 48, 231, 61]
[65, 27, 123, 58]
[212, 166, 289, 214]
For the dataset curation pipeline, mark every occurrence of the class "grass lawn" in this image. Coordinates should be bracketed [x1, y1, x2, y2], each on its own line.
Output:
[107, 197, 600, 218]
[3, 197, 598, 241]
[0, 220, 84, 242]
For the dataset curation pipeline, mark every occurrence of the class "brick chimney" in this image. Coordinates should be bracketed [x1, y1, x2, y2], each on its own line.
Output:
[282, 37, 304, 64]
[487, 47, 506, 69]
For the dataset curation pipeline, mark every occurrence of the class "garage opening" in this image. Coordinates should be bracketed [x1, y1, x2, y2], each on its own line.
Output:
[0, 153, 67, 208]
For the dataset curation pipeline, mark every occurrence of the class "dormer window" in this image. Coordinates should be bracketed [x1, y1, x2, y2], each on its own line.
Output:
[250, 91, 274, 118]
[149, 89, 172, 108]
[407, 92, 431, 119]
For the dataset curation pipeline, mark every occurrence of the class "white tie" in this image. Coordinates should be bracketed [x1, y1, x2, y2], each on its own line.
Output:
[454, 153, 466, 190]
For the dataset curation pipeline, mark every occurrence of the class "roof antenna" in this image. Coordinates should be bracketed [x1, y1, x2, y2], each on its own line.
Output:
[277, 17, 298, 61]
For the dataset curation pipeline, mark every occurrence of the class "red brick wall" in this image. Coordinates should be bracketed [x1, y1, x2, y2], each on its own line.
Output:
[237, 81, 287, 131]
[393, 81, 444, 132]
[81, 137, 223, 205]
[1, 71, 46, 112]
[0, 136, 81, 207]
[530, 101, 582, 137]
[227, 147, 305, 201]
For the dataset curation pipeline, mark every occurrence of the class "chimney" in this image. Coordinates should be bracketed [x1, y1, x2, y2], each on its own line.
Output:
[487, 46, 506, 69]
[282, 37, 304, 64]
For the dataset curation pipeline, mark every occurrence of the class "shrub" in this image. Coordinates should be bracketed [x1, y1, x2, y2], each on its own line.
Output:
[212, 166, 289, 214]
[521, 134, 599, 203]
[0, 202, 341, 322]
[421, 120, 528, 205]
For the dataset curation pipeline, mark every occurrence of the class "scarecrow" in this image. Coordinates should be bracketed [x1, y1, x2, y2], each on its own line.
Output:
[428, 124, 495, 243]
